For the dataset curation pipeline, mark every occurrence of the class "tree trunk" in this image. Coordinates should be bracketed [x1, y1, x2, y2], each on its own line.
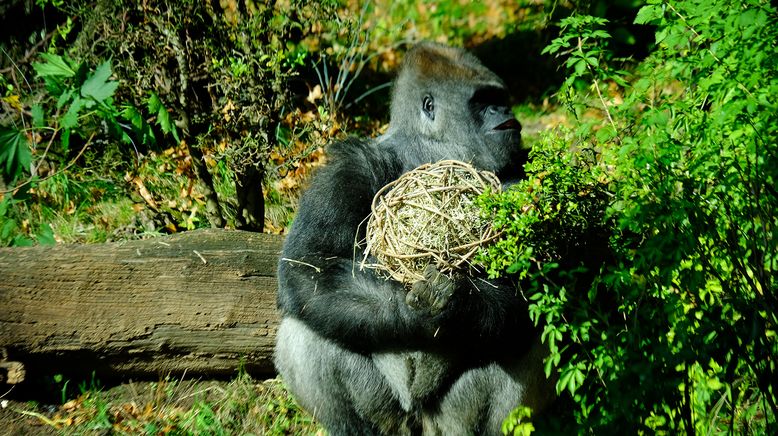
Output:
[0, 229, 284, 384]
[154, 14, 226, 229]
[235, 164, 265, 232]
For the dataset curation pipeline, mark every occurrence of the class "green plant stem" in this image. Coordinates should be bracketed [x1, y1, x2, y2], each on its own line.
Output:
[1, 132, 94, 195]
[577, 36, 617, 138]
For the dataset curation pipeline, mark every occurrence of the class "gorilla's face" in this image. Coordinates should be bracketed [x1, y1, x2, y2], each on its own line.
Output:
[384, 43, 524, 176]
[470, 86, 523, 162]
[415, 82, 522, 174]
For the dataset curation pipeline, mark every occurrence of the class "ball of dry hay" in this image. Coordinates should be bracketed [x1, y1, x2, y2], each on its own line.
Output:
[360, 160, 501, 285]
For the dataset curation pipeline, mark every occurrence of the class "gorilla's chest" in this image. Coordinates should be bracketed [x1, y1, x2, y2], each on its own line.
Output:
[372, 351, 455, 411]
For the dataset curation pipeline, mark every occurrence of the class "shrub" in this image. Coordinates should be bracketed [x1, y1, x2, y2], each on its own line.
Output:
[484, 0, 778, 432]
[1, 0, 340, 242]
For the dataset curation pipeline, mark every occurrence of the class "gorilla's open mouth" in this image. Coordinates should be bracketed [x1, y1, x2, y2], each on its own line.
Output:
[494, 118, 521, 131]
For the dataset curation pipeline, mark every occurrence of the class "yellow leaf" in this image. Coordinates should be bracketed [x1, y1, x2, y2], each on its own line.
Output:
[306, 84, 323, 104]
[2, 95, 22, 111]
[221, 99, 236, 122]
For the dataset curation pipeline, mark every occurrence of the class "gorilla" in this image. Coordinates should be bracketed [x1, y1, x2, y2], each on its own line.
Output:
[274, 42, 553, 435]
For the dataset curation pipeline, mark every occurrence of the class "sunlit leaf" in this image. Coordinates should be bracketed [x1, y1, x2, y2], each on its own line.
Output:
[148, 92, 180, 142]
[32, 53, 76, 78]
[147, 92, 162, 114]
[80, 60, 118, 102]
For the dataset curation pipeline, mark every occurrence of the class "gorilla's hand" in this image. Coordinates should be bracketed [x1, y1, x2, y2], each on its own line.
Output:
[406, 265, 456, 315]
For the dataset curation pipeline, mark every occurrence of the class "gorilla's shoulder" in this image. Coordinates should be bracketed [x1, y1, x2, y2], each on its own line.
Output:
[286, 136, 399, 256]
[314, 136, 400, 193]
[327, 136, 372, 159]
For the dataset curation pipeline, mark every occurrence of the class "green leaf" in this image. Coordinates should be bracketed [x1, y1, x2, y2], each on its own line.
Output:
[61, 128, 71, 153]
[32, 53, 76, 78]
[36, 223, 56, 246]
[157, 105, 175, 137]
[574, 366, 585, 387]
[148, 92, 180, 142]
[60, 98, 86, 129]
[80, 60, 118, 102]
[558, 368, 573, 395]
[56, 88, 75, 110]
[147, 92, 162, 114]
[1, 219, 16, 240]
[737, 9, 758, 28]
[634, 5, 663, 25]
[42, 76, 66, 98]
[31, 104, 45, 128]
[655, 28, 668, 45]
[544, 355, 555, 378]
[11, 235, 35, 247]
[574, 59, 588, 76]
[120, 105, 156, 146]
[0, 126, 31, 178]
[121, 105, 143, 129]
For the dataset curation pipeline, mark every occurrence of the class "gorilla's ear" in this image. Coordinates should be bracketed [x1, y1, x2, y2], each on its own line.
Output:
[422, 94, 435, 121]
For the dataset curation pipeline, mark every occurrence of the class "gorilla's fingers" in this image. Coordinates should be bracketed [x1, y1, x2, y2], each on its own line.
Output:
[406, 286, 424, 309]
[408, 266, 455, 314]
[431, 277, 455, 312]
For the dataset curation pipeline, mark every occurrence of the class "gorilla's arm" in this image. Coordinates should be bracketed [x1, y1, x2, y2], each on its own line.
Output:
[278, 139, 435, 352]
[277, 139, 533, 354]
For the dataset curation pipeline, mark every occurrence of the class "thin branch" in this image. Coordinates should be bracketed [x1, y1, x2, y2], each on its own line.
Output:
[1, 132, 95, 194]
[31, 127, 61, 176]
[576, 37, 618, 139]
[0, 27, 58, 75]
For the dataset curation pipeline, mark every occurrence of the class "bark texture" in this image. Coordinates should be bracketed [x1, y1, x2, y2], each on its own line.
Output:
[0, 229, 284, 383]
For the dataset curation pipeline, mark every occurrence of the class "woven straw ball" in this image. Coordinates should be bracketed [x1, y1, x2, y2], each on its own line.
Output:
[361, 160, 501, 285]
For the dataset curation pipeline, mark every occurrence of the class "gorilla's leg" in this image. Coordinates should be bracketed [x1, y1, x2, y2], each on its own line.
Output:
[424, 339, 553, 436]
[275, 318, 415, 435]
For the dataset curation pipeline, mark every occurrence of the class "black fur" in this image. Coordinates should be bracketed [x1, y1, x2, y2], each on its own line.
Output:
[275, 42, 552, 435]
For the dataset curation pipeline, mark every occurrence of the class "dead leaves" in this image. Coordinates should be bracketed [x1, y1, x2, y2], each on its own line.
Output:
[306, 84, 323, 105]
[125, 172, 159, 211]
[221, 99, 237, 122]
[123, 142, 205, 233]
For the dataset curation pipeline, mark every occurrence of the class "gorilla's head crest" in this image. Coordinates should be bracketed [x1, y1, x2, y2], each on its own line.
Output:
[402, 42, 504, 89]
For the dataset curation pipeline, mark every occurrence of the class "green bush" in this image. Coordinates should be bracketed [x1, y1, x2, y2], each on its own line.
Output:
[1, 0, 341, 242]
[483, 0, 777, 432]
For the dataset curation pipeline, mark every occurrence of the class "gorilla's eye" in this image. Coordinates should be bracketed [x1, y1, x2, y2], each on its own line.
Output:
[422, 95, 435, 120]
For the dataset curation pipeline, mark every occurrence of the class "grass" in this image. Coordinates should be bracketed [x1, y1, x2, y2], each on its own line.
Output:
[4, 374, 321, 435]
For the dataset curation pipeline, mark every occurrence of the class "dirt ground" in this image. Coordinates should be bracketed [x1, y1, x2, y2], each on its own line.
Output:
[0, 399, 58, 436]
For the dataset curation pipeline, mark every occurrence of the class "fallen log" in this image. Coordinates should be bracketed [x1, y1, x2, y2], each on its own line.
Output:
[0, 229, 284, 384]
